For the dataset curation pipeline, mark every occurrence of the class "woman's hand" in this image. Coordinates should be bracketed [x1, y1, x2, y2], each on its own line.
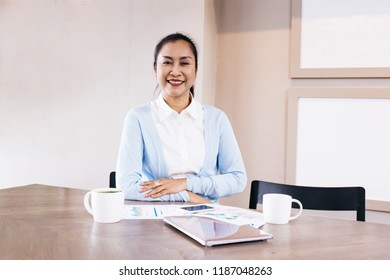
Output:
[139, 178, 187, 198]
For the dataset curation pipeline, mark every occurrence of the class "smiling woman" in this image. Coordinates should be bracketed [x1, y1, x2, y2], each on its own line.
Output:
[116, 33, 247, 203]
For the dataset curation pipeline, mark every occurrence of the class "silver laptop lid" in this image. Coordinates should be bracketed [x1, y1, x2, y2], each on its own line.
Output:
[163, 216, 272, 247]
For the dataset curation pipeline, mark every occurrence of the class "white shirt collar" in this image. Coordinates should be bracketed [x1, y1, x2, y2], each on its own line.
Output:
[154, 93, 203, 122]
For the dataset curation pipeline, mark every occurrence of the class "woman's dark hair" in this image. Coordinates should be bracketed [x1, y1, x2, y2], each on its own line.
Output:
[153, 33, 198, 95]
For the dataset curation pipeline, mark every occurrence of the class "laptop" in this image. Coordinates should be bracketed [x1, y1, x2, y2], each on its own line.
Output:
[163, 215, 273, 247]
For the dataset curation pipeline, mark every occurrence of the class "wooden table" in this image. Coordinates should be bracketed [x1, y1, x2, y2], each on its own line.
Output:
[1, 184, 390, 260]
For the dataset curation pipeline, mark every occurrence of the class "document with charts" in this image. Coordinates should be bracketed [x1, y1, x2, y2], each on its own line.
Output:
[194, 206, 265, 228]
[123, 205, 182, 219]
[123, 204, 265, 228]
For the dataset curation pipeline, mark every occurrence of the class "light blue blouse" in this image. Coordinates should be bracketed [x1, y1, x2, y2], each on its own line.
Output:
[116, 102, 247, 202]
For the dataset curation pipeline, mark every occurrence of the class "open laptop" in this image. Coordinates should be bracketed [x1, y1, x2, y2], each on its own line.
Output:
[163, 215, 273, 247]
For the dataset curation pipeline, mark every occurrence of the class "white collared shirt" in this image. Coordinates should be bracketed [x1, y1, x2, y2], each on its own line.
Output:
[150, 94, 205, 179]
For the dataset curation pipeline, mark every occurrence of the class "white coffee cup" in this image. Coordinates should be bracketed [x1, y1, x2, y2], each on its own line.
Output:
[84, 188, 124, 223]
[263, 193, 303, 224]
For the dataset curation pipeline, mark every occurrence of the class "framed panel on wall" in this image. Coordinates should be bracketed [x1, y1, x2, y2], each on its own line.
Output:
[286, 88, 390, 212]
[290, 0, 390, 78]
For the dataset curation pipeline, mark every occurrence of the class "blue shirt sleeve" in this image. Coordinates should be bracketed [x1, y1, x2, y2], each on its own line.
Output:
[186, 109, 247, 199]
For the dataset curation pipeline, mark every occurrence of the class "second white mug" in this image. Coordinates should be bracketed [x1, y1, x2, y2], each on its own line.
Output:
[263, 193, 303, 224]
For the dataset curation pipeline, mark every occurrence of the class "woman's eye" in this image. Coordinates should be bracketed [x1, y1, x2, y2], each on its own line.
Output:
[162, 61, 172, 65]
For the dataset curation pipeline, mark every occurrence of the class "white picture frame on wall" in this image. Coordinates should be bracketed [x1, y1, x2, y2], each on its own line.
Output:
[290, 0, 390, 78]
[286, 88, 390, 212]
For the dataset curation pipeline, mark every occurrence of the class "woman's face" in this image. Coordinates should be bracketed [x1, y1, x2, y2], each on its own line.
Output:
[155, 40, 196, 99]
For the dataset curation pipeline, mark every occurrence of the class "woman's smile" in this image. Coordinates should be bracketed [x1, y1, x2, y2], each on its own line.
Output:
[167, 79, 185, 86]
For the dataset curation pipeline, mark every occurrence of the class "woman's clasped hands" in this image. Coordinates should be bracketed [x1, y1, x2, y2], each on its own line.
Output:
[139, 178, 211, 203]
[139, 178, 187, 198]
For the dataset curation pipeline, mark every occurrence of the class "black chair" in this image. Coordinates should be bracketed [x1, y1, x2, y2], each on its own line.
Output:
[109, 171, 116, 188]
[249, 180, 366, 222]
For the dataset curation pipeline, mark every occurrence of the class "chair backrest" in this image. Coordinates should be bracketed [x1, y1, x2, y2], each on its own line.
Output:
[249, 180, 366, 222]
[109, 171, 116, 188]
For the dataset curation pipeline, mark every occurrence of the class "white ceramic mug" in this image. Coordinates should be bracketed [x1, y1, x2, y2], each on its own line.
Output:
[84, 188, 124, 223]
[263, 193, 303, 224]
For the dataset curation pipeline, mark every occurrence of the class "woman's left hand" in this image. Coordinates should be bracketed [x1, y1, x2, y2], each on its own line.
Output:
[139, 178, 187, 198]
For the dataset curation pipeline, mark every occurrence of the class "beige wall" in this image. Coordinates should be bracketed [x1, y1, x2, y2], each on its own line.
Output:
[0, 0, 134, 189]
[200, 0, 218, 105]
[217, 0, 292, 207]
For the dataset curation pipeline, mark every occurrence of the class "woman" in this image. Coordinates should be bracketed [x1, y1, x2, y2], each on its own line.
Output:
[116, 33, 247, 203]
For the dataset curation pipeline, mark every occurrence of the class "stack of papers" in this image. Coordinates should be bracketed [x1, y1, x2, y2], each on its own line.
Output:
[123, 204, 265, 228]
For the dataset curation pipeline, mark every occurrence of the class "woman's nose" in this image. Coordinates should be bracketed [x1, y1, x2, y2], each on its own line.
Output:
[170, 63, 181, 75]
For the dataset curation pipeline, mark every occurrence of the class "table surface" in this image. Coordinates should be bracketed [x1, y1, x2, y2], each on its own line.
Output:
[1, 184, 390, 260]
